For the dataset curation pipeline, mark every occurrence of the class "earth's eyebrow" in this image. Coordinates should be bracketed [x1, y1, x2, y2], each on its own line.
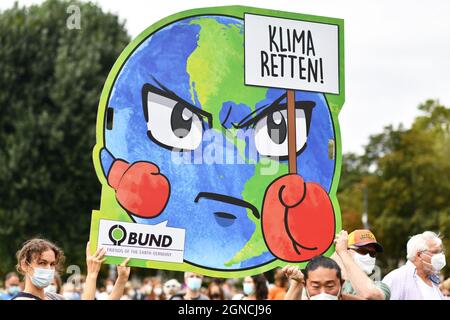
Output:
[145, 76, 213, 128]
[233, 93, 316, 129]
[233, 93, 287, 129]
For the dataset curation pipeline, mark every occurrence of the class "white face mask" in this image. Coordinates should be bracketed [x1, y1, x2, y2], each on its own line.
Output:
[431, 253, 446, 271]
[306, 288, 340, 300]
[127, 289, 136, 298]
[44, 285, 58, 294]
[29, 267, 55, 289]
[153, 287, 162, 296]
[422, 252, 446, 273]
[352, 252, 376, 275]
[142, 284, 152, 295]
[106, 284, 114, 294]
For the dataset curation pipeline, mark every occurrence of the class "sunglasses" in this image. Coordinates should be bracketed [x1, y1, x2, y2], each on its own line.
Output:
[351, 247, 377, 258]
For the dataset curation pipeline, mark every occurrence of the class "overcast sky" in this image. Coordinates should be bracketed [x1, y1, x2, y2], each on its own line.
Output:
[2, 0, 450, 154]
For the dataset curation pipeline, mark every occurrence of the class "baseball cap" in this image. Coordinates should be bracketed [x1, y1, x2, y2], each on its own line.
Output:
[348, 229, 383, 253]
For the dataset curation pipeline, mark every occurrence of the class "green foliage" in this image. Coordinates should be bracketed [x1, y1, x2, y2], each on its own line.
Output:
[0, 0, 130, 275]
[338, 100, 450, 276]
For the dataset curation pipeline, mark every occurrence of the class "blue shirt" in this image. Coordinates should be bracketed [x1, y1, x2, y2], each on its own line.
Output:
[0, 292, 14, 300]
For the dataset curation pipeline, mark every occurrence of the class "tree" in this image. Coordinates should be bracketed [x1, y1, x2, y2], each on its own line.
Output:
[0, 0, 130, 275]
[338, 100, 450, 276]
[338, 153, 365, 231]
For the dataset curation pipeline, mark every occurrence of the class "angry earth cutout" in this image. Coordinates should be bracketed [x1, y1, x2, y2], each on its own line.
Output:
[89, 6, 345, 277]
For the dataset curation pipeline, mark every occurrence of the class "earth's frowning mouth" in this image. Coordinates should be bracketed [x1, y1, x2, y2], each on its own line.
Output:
[194, 192, 260, 219]
[214, 211, 237, 227]
[214, 212, 237, 220]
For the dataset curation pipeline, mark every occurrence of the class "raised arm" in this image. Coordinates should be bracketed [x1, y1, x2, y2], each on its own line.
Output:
[282, 265, 305, 300]
[82, 242, 106, 300]
[334, 231, 385, 300]
[108, 258, 131, 300]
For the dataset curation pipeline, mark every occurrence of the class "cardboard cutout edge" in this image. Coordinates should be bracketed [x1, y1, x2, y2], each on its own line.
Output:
[89, 5, 345, 278]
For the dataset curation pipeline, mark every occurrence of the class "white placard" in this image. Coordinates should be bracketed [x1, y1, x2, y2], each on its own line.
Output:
[245, 13, 339, 94]
[98, 219, 185, 263]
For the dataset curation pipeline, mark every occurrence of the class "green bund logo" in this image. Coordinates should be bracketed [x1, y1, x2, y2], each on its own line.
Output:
[108, 225, 127, 246]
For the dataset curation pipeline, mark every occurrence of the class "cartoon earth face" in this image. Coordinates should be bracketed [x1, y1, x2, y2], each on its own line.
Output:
[99, 15, 336, 270]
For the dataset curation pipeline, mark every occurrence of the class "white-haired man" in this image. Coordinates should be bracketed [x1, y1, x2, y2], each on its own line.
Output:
[163, 278, 181, 299]
[382, 231, 446, 300]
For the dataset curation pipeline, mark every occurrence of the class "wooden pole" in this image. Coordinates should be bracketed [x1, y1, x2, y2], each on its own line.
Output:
[287, 89, 297, 174]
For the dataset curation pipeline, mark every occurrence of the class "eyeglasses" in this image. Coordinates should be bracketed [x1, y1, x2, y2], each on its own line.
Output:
[423, 249, 443, 254]
[420, 250, 443, 258]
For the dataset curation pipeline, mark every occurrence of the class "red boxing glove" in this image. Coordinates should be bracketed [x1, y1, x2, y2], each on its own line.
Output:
[107, 160, 170, 218]
[261, 174, 335, 262]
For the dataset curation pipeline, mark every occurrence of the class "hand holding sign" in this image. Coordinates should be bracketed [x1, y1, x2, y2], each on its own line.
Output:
[261, 174, 335, 261]
[117, 257, 131, 280]
[107, 257, 131, 300]
[85, 241, 106, 276]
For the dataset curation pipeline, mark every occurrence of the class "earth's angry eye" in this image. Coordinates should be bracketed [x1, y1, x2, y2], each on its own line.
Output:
[171, 102, 193, 138]
[267, 111, 287, 144]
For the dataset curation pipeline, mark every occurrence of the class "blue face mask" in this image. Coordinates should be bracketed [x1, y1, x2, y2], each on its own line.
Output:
[186, 277, 202, 291]
[63, 292, 81, 300]
[8, 285, 20, 295]
[29, 267, 55, 289]
[243, 283, 255, 296]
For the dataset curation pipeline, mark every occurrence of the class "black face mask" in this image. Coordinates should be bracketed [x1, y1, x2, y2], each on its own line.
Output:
[210, 293, 221, 299]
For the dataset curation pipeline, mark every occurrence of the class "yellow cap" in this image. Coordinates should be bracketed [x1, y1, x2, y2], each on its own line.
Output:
[348, 229, 383, 252]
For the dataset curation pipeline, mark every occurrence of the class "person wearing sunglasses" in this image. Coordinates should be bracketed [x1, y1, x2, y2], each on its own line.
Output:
[333, 229, 390, 300]
[382, 231, 446, 300]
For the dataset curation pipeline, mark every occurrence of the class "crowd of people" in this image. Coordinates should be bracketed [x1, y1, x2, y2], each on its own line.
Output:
[0, 229, 449, 300]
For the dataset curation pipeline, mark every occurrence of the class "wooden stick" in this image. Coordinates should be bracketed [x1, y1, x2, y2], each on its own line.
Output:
[287, 89, 297, 174]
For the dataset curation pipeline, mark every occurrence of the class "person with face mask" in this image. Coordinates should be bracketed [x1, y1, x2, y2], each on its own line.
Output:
[10, 238, 124, 300]
[382, 231, 446, 300]
[11, 238, 66, 300]
[170, 272, 209, 300]
[0, 272, 21, 300]
[62, 282, 81, 300]
[44, 273, 62, 296]
[242, 275, 268, 300]
[283, 255, 363, 300]
[333, 229, 390, 300]
[152, 284, 165, 300]
[138, 277, 153, 300]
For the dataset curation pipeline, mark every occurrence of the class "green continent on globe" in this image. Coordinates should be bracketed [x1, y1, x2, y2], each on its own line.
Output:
[186, 18, 289, 265]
